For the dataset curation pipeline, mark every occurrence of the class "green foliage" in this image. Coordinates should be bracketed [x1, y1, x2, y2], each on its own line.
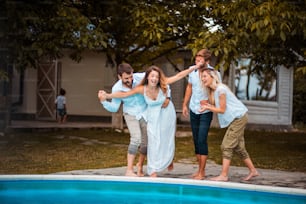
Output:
[1, 1, 305, 117]
[188, 0, 306, 71]
[98, 0, 200, 68]
[1, 0, 108, 69]
[1, 0, 305, 72]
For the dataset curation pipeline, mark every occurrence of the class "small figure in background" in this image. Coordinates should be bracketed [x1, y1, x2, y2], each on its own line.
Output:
[55, 88, 67, 123]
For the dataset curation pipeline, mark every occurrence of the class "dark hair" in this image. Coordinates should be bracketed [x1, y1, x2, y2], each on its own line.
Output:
[196, 49, 211, 62]
[59, 88, 66, 96]
[117, 63, 134, 76]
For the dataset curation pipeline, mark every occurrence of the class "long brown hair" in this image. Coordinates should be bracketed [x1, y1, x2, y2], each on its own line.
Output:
[140, 65, 168, 94]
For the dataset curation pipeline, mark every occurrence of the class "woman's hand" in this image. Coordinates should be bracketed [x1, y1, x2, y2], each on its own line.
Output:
[162, 97, 170, 108]
[197, 62, 205, 69]
[190, 62, 205, 71]
[199, 103, 212, 113]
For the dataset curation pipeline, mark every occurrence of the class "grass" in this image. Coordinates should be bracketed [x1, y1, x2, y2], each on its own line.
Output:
[0, 128, 305, 174]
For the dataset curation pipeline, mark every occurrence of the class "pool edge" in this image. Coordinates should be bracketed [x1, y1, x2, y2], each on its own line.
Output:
[0, 174, 305, 197]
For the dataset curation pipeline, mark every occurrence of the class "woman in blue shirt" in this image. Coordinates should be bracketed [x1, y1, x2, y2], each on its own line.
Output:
[199, 68, 259, 181]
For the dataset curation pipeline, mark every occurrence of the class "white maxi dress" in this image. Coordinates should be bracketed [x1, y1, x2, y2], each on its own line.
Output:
[143, 86, 176, 175]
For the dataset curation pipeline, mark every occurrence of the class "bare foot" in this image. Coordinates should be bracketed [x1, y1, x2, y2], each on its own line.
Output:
[136, 162, 144, 177]
[167, 163, 174, 171]
[243, 170, 259, 181]
[193, 174, 205, 180]
[125, 170, 137, 177]
[191, 171, 200, 178]
[209, 175, 228, 182]
[150, 172, 157, 177]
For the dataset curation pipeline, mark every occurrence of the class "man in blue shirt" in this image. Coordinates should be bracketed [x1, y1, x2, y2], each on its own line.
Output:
[182, 49, 217, 180]
[99, 63, 147, 176]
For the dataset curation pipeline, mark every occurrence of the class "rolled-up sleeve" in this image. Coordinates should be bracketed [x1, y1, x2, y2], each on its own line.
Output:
[100, 81, 122, 112]
[101, 98, 121, 113]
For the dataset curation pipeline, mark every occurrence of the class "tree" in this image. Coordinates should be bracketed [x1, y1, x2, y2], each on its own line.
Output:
[1, 0, 204, 72]
[188, 0, 306, 73]
[3, 0, 304, 72]
[1, 0, 305, 130]
[0, 0, 109, 131]
[1, 0, 108, 70]
[2, 0, 306, 72]
[0, 0, 202, 130]
[74, 0, 204, 69]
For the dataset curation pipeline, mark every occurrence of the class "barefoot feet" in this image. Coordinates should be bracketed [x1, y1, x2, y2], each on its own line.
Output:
[167, 163, 174, 171]
[243, 170, 259, 181]
[150, 172, 157, 177]
[209, 175, 229, 182]
[193, 174, 205, 180]
[191, 171, 199, 178]
[136, 162, 144, 177]
[125, 170, 137, 177]
[191, 172, 205, 180]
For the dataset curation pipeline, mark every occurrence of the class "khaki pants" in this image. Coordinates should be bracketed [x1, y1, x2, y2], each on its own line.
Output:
[124, 113, 147, 155]
[221, 113, 250, 160]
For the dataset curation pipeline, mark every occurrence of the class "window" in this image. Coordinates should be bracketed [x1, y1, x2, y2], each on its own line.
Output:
[235, 58, 277, 101]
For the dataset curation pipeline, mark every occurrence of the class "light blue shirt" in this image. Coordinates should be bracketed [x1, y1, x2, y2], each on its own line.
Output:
[55, 95, 66, 109]
[188, 67, 210, 114]
[214, 84, 248, 128]
[101, 73, 147, 119]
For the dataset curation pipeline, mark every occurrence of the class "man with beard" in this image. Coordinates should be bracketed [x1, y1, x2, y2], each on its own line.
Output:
[99, 63, 170, 176]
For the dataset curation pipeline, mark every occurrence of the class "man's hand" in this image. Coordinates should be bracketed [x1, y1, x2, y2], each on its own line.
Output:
[182, 105, 189, 118]
[98, 90, 107, 102]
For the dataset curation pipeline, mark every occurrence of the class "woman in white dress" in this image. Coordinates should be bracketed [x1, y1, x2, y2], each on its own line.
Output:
[98, 65, 201, 177]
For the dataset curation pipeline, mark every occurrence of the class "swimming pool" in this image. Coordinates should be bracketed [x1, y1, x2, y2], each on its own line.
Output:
[0, 175, 305, 204]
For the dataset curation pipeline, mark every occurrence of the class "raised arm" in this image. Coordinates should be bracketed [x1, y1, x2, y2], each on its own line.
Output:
[166, 64, 202, 85]
[97, 91, 122, 113]
[105, 85, 144, 99]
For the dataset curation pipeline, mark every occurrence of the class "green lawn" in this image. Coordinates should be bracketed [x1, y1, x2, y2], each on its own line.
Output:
[0, 128, 305, 174]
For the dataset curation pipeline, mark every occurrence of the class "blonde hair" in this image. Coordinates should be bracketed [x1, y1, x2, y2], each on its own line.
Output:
[140, 65, 168, 94]
[200, 68, 220, 105]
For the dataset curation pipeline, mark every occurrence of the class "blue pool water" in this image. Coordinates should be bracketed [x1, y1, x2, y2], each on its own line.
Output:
[0, 176, 305, 204]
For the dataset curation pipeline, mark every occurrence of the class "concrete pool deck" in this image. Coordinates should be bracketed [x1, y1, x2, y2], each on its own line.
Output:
[53, 162, 306, 190]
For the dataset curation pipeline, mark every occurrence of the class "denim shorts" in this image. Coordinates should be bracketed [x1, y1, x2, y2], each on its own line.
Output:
[57, 108, 67, 116]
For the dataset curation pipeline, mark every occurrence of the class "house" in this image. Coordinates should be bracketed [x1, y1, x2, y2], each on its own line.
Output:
[2, 49, 293, 131]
